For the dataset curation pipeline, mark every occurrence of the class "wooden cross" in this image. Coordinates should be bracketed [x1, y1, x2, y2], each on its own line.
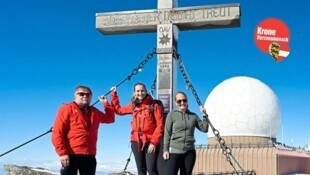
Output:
[96, 0, 240, 113]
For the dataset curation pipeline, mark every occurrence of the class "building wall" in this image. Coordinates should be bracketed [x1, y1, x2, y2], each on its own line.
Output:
[194, 146, 277, 175]
[277, 152, 310, 175]
[193, 136, 310, 175]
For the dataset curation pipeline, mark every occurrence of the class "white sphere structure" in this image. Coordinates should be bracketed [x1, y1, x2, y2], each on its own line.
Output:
[204, 76, 281, 138]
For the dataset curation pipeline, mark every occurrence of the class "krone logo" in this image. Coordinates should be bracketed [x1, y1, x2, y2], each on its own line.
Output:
[254, 18, 290, 62]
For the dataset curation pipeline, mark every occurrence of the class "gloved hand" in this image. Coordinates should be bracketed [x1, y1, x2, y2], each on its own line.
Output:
[199, 106, 208, 117]
[110, 86, 117, 92]
[99, 96, 107, 103]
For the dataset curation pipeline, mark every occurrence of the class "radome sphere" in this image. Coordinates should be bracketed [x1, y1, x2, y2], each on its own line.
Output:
[205, 76, 281, 138]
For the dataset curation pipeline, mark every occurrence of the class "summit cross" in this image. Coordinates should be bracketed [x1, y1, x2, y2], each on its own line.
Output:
[96, 0, 240, 113]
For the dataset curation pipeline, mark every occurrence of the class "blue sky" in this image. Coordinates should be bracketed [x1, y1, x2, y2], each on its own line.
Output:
[0, 0, 309, 173]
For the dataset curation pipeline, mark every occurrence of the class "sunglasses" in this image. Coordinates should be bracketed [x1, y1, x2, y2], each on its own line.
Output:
[76, 92, 91, 97]
[176, 99, 188, 104]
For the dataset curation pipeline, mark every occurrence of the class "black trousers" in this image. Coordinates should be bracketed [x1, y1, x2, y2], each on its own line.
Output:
[131, 141, 159, 175]
[157, 140, 166, 175]
[60, 154, 96, 175]
[165, 149, 196, 175]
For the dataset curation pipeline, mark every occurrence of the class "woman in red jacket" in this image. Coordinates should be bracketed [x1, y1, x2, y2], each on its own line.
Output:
[110, 82, 164, 175]
[51, 85, 115, 175]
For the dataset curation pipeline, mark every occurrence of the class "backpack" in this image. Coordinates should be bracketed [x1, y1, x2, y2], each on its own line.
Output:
[152, 99, 167, 123]
[153, 99, 164, 114]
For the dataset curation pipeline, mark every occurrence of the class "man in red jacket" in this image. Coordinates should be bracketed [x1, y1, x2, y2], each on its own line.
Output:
[51, 85, 115, 175]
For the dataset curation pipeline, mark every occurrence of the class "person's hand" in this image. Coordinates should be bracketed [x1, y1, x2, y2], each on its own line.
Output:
[60, 155, 70, 167]
[199, 106, 207, 116]
[110, 86, 117, 92]
[163, 151, 170, 160]
[99, 96, 107, 103]
[147, 143, 156, 153]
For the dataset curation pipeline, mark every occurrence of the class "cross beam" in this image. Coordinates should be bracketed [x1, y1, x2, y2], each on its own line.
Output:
[96, 2, 240, 113]
[96, 4, 240, 35]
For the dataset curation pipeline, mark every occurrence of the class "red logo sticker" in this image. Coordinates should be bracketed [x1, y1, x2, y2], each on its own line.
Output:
[254, 18, 290, 62]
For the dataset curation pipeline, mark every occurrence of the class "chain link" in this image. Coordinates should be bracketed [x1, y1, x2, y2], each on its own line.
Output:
[173, 51, 255, 174]
[92, 48, 157, 106]
[194, 171, 256, 175]
[1, 48, 158, 159]
[126, 48, 157, 81]
[174, 52, 203, 107]
[149, 75, 157, 97]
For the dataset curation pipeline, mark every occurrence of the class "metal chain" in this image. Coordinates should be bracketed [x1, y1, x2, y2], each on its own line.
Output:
[173, 51, 255, 174]
[174, 52, 202, 106]
[0, 48, 157, 159]
[149, 75, 157, 97]
[123, 151, 132, 172]
[119, 48, 157, 173]
[195, 171, 256, 175]
[108, 47, 157, 173]
[0, 127, 53, 157]
[92, 48, 157, 106]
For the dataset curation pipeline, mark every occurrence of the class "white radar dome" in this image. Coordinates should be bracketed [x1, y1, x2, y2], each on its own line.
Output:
[205, 76, 281, 138]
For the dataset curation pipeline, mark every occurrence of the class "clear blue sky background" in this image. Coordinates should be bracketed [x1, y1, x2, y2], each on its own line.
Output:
[0, 0, 309, 174]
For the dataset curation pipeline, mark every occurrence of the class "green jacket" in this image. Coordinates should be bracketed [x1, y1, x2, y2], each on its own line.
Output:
[163, 110, 209, 153]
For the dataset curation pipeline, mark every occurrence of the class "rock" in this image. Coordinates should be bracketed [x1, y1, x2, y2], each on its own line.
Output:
[4, 164, 57, 175]
[109, 171, 135, 175]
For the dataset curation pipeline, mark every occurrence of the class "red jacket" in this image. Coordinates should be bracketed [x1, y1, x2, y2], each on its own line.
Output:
[51, 102, 115, 156]
[111, 91, 164, 146]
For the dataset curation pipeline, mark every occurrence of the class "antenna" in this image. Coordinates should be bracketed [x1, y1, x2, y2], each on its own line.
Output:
[268, 118, 272, 146]
[269, 118, 272, 141]
[281, 125, 284, 145]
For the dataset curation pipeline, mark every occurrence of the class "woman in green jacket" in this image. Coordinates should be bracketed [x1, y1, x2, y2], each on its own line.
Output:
[163, 91, 209, 175]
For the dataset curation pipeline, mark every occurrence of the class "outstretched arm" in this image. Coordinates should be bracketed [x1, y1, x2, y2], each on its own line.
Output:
[110, 88, 133, 115]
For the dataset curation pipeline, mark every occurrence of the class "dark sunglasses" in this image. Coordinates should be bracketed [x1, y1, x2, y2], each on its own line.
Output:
[76, 92, 91, 97]
[176, 99, 188, 104]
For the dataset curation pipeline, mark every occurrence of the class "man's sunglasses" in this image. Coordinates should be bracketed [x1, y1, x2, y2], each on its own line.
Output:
[76, 92, 91, 97]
